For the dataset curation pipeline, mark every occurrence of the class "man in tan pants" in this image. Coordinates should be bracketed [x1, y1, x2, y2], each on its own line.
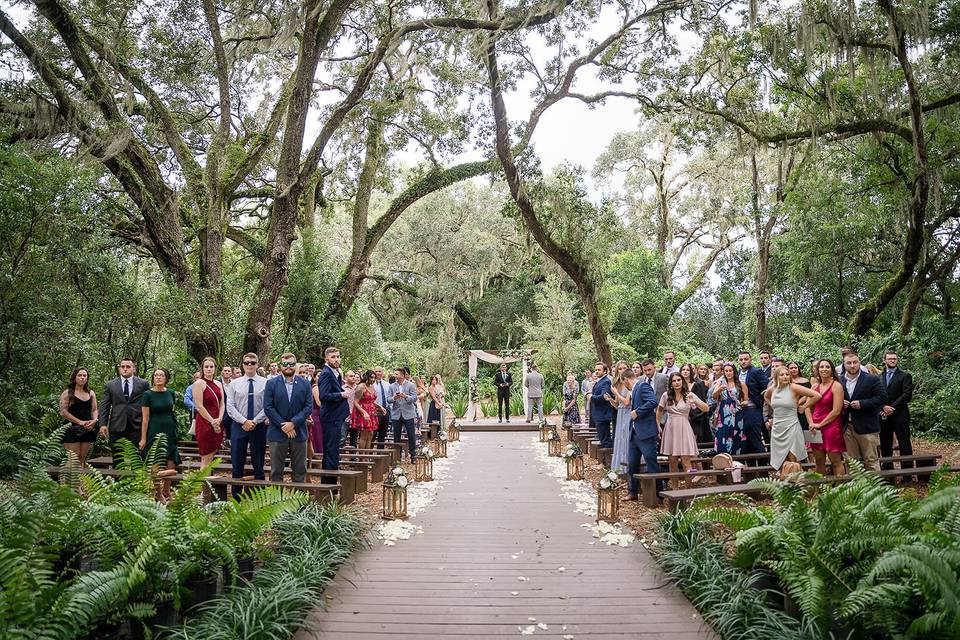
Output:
[841, 351, 886, 472]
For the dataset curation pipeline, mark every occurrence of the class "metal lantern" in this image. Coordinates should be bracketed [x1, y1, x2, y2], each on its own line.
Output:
[566, 454, 584, 481]
[434, 437, 448, 458]
[415, 456, 433, 481]
[382, 482, 408, 520]
[597, 485, 620, 523]
[539, 422, 552, 442]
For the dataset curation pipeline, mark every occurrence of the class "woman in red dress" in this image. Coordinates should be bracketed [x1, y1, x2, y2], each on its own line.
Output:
[192, 356, 225, 469]
[809, 358, 846, 476]
[350, 370, 381, 449]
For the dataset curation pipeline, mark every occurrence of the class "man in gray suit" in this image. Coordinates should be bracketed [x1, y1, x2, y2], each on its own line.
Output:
[524, 364, 545, 423]
[389, 367, 420, 462]
[98, 357, 149, 464]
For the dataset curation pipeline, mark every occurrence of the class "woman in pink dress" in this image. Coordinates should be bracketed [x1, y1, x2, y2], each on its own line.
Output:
[309, 370, 323, 459]
[350, 370, 380, 449]
[809, 358, 846, 476]
[656, 373, 709, 487]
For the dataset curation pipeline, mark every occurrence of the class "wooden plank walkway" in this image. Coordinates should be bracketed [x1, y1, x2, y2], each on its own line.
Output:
[295, 432, 715, 639]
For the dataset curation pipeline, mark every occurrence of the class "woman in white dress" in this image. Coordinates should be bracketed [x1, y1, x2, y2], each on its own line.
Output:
[764, 366, 821, 474]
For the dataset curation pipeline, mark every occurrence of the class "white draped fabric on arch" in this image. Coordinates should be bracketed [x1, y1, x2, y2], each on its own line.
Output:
[465, 349, 534, 421]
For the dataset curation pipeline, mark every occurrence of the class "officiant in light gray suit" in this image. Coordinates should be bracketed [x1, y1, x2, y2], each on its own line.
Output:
[524, 364, 545, 423]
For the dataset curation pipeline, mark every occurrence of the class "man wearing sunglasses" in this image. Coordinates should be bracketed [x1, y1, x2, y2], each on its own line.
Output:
[99, 357, 149, 465]
[226, 353, 268, 496]
[316, 346, 351, 470]
[264, 351, 314, 482]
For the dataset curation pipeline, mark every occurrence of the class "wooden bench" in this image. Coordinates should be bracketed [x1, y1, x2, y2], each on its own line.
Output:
[203, 476, 340, 504]
[179, 461, 360, 503]
[662, 465, 960, 512]
[634, 469, 734, 507]
[344, 444, 402, 464]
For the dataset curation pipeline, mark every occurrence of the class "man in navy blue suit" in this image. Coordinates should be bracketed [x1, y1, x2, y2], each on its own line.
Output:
[625, 374, 662, 500]
[590, 362, 615, 449]
[737, 351, 769, 461]
[316, 346, 351, 470]
[263, 351, 313, 482]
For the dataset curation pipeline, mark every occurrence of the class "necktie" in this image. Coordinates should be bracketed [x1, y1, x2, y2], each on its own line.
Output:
[378, 381, 386, 405]
[247, 378, 255, 420]
[123, 378, 130, 399]
[886, 370, 893, 387]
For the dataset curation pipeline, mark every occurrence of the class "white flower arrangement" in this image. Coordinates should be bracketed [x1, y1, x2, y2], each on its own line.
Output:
[386, 466, 409, 491]
[597, 467, 622, 491]
[546, 429, 560, 441]
[438, 431, 448, 441]
[396, 475, 409, 488]
[419, 444, 435, 459]
[562, 442, 583, 461]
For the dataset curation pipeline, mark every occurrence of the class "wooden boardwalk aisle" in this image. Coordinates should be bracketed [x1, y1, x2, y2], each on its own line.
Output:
[295, 432, 716, 639]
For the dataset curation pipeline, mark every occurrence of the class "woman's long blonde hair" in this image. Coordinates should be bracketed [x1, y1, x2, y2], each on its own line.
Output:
[771, 365, 791, 390]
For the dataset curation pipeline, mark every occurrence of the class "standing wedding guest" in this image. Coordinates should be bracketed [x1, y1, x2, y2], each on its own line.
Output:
[738, 351, 769, 459]
[625, 369, 662, 501]
[372, 367, 391, 449]
[660, 351, 679, 376]
[267, 362, 279, 378]
[139, 368, 179, 501]
[427, 375, 443, 425]
[641, 359, 669, 426]
[880, 350, 914, 474]
[581, 370, 595, 427]
[217, 365, 234, 440]
[344, 370, 360, 447]
[226, 353, 268, 497]
[351, 370, 380, 449]
[414, 375, 428, 438]
[712, 359, 724, 383]
[697, 363, 713, 385]
[99, 357, 148, 465]
[681, 363, 710, 443]
[524, 364, 546, 423]
[842, 350, 886, 472]
[656, 373, 709, 486]
[192, 357, 225, 470]
[59, 367, 99, 465]
[183, 370, 201, 434]
[591, 363, 615, 449]
[712, 363, 747, 454]
[495, 363, 513, 423]
[610, 369, 636, 474]
[836, 346, 856, 377]
[759, 350, 773, 378]
[390, 367, 419, 462]
[264, 352, 313, 482]
[631, 361, 643, 378]
[317, 347, 350, 470]
[764, 366, 820, 474]
[788, 361, 813, 432]
[809, 359, 845, 476]
[308, 370, 323, 459]
[562, 373, 581, 425]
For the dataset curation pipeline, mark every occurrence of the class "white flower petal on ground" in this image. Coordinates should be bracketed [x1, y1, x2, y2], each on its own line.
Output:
[517, 576, 528, 581]
[537, 623, 548, 630]
[520, 625, 537, 635]
[511, 591, 519, 596]
[528, 617, 537, 622]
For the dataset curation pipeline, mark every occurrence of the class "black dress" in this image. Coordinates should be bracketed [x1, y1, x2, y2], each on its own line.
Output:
[689, 380, 711, 443]
[796, 380, 811, 431]
[62, 394, 98, 443]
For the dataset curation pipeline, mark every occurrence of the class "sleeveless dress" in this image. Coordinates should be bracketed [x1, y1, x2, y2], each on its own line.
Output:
[63, 394, 97, 443]
[770, 386, 808, 470]
[713, 384, 743, 455]
[309, 383, 323, 453]
[659, 393, 699, 457]
[143, 389, 181, 463]
[562, 384, 581, 424]
[610, 386, 632, 472]
[427, 388, 442, 423]
[350, 387, 378, 432]
[810, 383, 846, 453]
[194, 381, 224, 456]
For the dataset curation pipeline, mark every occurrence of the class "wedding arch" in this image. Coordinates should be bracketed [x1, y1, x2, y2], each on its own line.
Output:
[465, 349, 535, 421]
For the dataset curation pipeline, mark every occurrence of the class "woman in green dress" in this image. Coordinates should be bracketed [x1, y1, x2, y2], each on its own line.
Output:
[139, 367, 180, 501]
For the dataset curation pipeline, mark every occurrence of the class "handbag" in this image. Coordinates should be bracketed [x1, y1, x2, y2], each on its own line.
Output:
[64, 422, 89, 439]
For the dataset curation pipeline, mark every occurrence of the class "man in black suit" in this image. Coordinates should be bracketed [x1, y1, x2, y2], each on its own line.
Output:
[98, 357, 149, 464]
[841, 350, 887, 472]
[759, 350, 773, 378]
[737, 351, 769, 461]
[494, 363, 512, 423]
[880, 350, 914, 472]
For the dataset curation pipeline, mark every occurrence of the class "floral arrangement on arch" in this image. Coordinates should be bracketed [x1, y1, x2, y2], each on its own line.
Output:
[418, 444, 435, 460]
[468, 376, 479, 404]
[562, 442, 582, 461]
[597, 468, 622, 490]
[385, 466, 409, 490]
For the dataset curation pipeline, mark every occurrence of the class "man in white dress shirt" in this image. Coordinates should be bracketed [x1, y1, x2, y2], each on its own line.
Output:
[226, 352, 268, 497]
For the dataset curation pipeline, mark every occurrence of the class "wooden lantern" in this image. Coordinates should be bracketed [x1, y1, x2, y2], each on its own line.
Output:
[382, 482, 408, 520]
[597, 485, 620, 523]
[539, 422, 552, 442]
[415, 456, 433, 481]
[448, 424, 460, 442]
[434, 437, 448, 458]
[547, 437, 561, 457]
[566, 455, 584, 481]
[562, 420, 573, 440]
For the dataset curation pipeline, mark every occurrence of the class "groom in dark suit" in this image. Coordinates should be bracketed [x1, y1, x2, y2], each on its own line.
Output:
[264, 351, 313, 482]
[316, 346, 350, 470]
[98, 357, 149, 464]
[494, 364, 512, 422]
